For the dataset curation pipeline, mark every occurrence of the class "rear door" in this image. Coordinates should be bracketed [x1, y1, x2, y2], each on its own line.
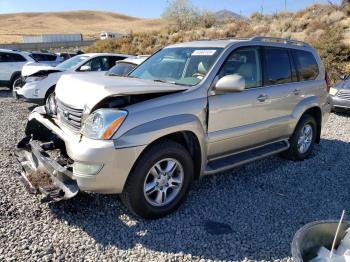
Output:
[258, 47, 305, 140]
[0, 52, 27, 81]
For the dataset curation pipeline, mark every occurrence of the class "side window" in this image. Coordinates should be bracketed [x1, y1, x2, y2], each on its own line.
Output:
[292, 50, 319, 81]
[0, 52, 5, 62]
[218, 47, 262, 89]
[264, 47, 292, 85]
[10, 53, 27, 62]
[81, 57, 110, 71]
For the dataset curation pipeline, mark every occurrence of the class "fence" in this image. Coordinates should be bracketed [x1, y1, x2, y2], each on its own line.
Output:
[0, 40, 96, 51]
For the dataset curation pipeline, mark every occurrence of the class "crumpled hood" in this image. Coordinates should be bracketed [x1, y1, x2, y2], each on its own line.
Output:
[334, 80, 350, 90]
[55, 74, 187, 109]
[22, 62, 64, 77]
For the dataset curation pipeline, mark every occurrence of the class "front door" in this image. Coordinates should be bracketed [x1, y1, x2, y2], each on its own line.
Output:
[207, 46, 297, 159]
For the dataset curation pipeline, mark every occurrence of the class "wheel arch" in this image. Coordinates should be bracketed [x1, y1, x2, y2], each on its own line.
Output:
[45, 85, 56, 100]
[298, 106, 322, 144]
[116, 115, 207, 180]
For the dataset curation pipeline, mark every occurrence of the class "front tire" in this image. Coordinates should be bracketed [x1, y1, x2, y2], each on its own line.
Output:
[281, 114, 317, 161]
[121, 140, 194, 219]
[9, 73, 21, 90]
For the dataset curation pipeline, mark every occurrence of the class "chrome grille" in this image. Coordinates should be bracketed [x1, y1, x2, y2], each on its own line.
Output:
[337, 90, 350, 100]
[57, 100, 83, 131]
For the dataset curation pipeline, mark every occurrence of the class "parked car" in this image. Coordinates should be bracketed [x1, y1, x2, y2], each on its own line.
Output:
[106, 56, 149, 77]
[13, 53, 131, 105]
[0, 49, 36, 89]
[16, 37, 331, 219]
[30, 52, 63, 67]
[330, 75, 350, 112]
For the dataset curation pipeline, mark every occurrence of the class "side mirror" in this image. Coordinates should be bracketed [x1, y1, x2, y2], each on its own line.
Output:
[80, 65, 91, 72]
[215, 74, 246, 93]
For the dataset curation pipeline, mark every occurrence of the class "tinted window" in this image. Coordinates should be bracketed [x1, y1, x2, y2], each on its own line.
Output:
[0, 52, 26, 62]
[108, 56, 126, 68]
[0, 52, 6, 62]
[12, 53, 27, 62]
[264, 48, 292, 85]
[292, 50, 319, 81]
[218, 47, 262, 89]
[32, 53, 57, 61]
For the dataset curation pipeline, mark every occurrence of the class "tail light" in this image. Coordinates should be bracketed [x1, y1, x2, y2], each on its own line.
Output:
[325, 71, 331, 92]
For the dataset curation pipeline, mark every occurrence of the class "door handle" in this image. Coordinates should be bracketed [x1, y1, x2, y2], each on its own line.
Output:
[257, 94, 268, 102]
[293, 88, 301, 95]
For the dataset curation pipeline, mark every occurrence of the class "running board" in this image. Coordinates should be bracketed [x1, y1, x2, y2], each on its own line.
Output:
[205, 140, 290, 175]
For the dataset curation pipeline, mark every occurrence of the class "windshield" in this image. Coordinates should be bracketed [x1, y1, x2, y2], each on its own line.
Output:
[56, 55, 90, 70]
[108, 62, 136, 76]
[129, 47, 223, 86]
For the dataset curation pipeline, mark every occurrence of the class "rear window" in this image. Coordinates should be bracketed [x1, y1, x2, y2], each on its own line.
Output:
[264, 47, 292, 85]
[108, 62, 136, 76]
[292, 50, 319, 81]
[32, 53, 57, 62]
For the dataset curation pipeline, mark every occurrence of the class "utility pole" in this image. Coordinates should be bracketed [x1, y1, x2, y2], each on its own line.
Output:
[284, 0, 287, 11]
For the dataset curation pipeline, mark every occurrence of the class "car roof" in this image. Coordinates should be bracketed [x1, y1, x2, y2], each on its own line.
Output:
[120, 56, 149, 65]
[164, 37, 313, 51]
[0, 48, 25, 54]
[166, 39, 241, 49]
[86, 53, 133, 58]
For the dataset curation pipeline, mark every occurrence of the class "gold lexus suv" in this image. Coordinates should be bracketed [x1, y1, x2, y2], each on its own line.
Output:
[16, 37, 331, 219]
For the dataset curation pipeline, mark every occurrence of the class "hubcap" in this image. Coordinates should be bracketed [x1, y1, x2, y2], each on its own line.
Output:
[297, 124, 313, 154]
[143, 158, 184, 207]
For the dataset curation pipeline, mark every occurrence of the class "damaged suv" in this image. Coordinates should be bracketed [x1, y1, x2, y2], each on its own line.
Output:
[16, 37, 331, 219]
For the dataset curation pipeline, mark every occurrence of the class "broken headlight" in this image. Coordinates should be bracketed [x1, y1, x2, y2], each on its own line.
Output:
[81, 109, 127, 140]
[45, 93, 57, 116]
[25, 76, 48, 83]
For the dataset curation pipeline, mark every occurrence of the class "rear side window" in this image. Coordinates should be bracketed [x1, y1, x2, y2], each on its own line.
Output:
[264, 47, 292, 85]
[292, 50, 319, 81]
[0, 52, 26, 62]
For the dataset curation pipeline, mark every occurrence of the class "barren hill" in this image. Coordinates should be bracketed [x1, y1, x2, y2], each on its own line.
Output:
[0, 10, 165, 43]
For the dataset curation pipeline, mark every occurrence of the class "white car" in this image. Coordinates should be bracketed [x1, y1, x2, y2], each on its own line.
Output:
[0, 49, 36, 89]
[13, 53, 132, 105]
[30, 52, 63, 67]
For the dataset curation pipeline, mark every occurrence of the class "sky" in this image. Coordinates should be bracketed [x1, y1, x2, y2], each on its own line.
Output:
[0, 0, 343, 18]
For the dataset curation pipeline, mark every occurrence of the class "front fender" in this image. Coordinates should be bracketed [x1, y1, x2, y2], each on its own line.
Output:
[114, 114, 207, 150]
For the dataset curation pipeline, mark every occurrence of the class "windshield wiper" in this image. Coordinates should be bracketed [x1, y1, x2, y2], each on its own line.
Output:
[153, 79, 188, 86]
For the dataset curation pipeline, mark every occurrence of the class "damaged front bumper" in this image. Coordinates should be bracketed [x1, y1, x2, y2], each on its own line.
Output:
[16, 138, 79, 202]
[15, 106, 146, 201]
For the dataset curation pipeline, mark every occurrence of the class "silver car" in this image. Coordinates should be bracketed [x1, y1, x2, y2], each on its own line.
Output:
[16, 37, 331, 219]
[330, 75, 350, 112]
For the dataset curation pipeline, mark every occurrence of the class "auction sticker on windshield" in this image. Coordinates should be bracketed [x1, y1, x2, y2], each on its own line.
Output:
[192, 50, 217, 56]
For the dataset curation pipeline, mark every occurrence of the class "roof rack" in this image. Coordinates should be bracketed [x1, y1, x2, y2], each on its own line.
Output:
[250, 36, 310, 47]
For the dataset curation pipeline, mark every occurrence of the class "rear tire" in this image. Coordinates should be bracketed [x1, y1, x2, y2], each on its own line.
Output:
[281, 114, 317, 161]
[120, 140, 194, 219]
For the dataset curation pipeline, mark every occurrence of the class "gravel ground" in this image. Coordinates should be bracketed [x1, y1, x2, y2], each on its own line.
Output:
[0, 87, 350, 261]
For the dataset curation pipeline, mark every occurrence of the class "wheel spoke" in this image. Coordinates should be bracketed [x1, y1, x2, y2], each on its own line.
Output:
[155, 190, 166, 204]
[165, 160, 177, 175]
[150, 166, 160, 178]
[144, 182, 157, 195]
[169, 177, 182, 188]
